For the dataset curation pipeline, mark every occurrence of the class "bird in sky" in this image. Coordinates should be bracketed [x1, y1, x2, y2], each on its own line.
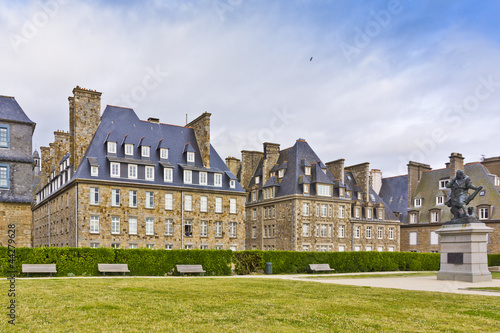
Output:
[310, 57, 313, 61]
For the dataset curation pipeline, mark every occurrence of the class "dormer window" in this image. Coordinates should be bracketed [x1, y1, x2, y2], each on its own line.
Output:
[317, 184, 332, 197]
[409, 212, 418, 223]
[414, 198, 422, 207]
[366, 208, 372, 219]
[199, 172, 207, 185]
[91, 166, 98, 177]
[436, 196, 444, 205]
[495, 176, 500, 187]
[322, 168, 327, 174]
[339, 188, 345, 197]
[430, 210, 440, 223]
[278, 169, 284, 178]
[0, 125, 9, 148]
[439, 180, 449, 189]
[303, 183, 309, 194]
[107, 141, 117, 154]
[377, 208, 384, 220]
[142, 146, 150, 157]
[304, 166, 311, 176]
[214, 173, 222, 187]
[125, 144, 133, 156]
[255, 176, 260, 185]
[160, 148, 168, 159]
[187, 151, 195, 163]
[357, 192, 363, 200]
[230, 179, 236, 189]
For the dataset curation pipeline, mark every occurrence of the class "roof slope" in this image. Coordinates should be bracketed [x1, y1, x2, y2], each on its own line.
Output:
[379, 175, 409, 223]
[0, 96, 35, 124]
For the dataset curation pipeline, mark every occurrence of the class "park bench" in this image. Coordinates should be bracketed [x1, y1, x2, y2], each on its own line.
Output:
[176, 264, 206, 276]
[489, 266, 500, 272]
[22, 264, 57, 277]
[98, 264, 130, 276]
[309, 264, 335, 273]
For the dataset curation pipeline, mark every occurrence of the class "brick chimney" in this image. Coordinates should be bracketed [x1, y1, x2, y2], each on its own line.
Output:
[345, 162, 370, 200]
[69, 86, 102, 171]
[240, 150, 264, 189]
[407, 161, 432, 207]
[326, 158, 345, 183]
[370, 169, 383, 194]
[262, 142, 280, 186]
[186, 112, 211, 168]
[225, 156, 241, 178]
[449, 152, 464, 179]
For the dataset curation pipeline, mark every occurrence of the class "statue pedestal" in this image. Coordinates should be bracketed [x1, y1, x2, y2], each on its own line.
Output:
[435, 222, 492, 283]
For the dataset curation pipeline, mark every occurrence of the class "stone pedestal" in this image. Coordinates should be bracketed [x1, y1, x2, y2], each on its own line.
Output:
[435, 222, 492, 283]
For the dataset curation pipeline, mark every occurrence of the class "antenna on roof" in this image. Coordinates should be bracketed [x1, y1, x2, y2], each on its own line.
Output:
[186, 114, 188, 125]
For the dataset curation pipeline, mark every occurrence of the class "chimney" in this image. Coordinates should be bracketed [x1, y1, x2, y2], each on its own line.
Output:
[186, 112, 211, 168]
[262, 142, 280, 186]
[407, 161, 432, 207]
[240, 150, 264, 189]
[147, 117, 160, 123]
[225, 156, 241, 178]
[370, 169, 383, 194]
[40, 146, 51, 186]
[326, 158, 345, 184]
[69, 86, 102, 171]
[449, 152, 464, 179]
[345, 162, 370, 200]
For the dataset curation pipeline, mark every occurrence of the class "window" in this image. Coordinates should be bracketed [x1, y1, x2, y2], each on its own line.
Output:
[377, 209, 383, 220]
[355, 226, 361, 238]
[366, 226, 372, 239]
[90, 187, 99, 205]
[91, 166, 98, 177]
[215, 222, 223, 237]
[354, 207, 361, 219]
[215, 197, 223, 213]
[230, 198, 237, 214]
[184, 220, 192, 237]
[378, 227, 383, 239]
[146, 191, 154, 208]
[320, 224, 327, 237]
[229, 245, 237, 251]
[252, 226, 257, 238]
[409, 232, 417, 245]
[0, 125, 8, 147]
[328, 205, 332, 217]
[252, 209, 257, 220]
[107, 141, 116, 153]
[430, 231, 439, 245]
[414, 198, 422, 207]
[199, 172, 207, 185]
[377, 246, 383, 252]
[439, 180, 449, 189]
[338, 245, 345, 252]
[495, 176, 500, 187]
[142, 146, 150, 157]
[201, 221, 208, 237]
[388, 246, 394, 252]
[436, 196, 444, 205]
[146, 218, 154, 235]
[90, 215, 99, 233]
[339, 225, 345, 238]
[200, 245, 208, 250]
[125, 144, 133, 156]
[187, 151, 195, 162]
[90, 242, 99, 248]
[183, 170, 192, 184]
[303, 183, 309, 194]
[214, 173, 222, 187]
[230, 179, 236, 188]
[278, 169, 284, 178]
[145, 166, 155, 181]
[165, 193, 173, 210]
[252, 191, 257, 202]
[321, 204, 327, 217]
[111, 189, 120, 206]
[389, 228, 394, 240]
[366, 208, 372, 219]
[357, 192, 363, 200]
[316, 204, 320, 216]
[304, 166, 311, 176]
[229, 222, 237, 238]
[184, 194, 192, 211]
[165, 244, 173, 250]
[409, 213, 417, 224]
[354, 246, 361, 252]
[479, 207, 489, 220]
[111, 217, 120, 234]
[146, 244, 154, 249]
[430, 211, 440, 223]
[302, 202, 309, 216]
[165, 219, 173, 236]
[302, 223, 310, 237]
[111, 243, 120, 249]
[160, 148, 168, 159]
[164, 168, 173, 182]
[128, 164, 137, 179]
[129, 190, 137, 207]
[129, 217, 137, 235]
[255, 176, 260, 184]
[317, 184, 332, 196]
[303, 245, 310, 252]
[339, 205, 345, 218]
[0, 165, 8, 188]
[197, 196, 207, 212]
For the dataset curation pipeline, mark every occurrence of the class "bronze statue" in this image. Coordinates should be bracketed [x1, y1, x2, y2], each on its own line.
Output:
[445, 170, 483, 221]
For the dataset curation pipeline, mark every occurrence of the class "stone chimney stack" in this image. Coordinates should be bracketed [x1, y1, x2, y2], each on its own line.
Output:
[225, 156, 241, 178]
[326, 158, 345, 184]
[240, 150, 264, 189]
[407, 161, 432, 207]
[345, 162, 370, 200]
[449, 152, 464, 179]
[262, 142, 280, 186]
[69, 86, 102, 171]
[186, 112, 211, 168]
[370, 169, 383, 194]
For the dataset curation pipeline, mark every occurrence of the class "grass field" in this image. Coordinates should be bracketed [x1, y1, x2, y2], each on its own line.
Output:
[3, 277, 500, 332]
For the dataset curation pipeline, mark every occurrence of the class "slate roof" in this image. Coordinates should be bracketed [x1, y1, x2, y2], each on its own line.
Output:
[379, 175, 409, 223]
[72, 105, 244, 192]
[0, 96, 35, 124]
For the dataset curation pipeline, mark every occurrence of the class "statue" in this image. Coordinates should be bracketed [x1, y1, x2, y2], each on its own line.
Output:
[445, 170, 483, 222]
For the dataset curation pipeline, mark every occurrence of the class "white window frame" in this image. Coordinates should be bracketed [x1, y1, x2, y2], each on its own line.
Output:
[215, 197, 223, 213]
[165, 219, 173, 236]
[165, 193, 173, 210]
[146, 218, 154, 235]
[146, 191, 154, 209]
[430, 211, 440, 223]
[229, 222, 237, 238]
[184, 195, 193, 211]
[0, 125, 8, 148]
[229, 198, 237, 214]
[339, 225, 345, 238]
[142, 146, 150, 157]
[278, 169, 284, 178]
[110, 162, 120, 178]
[90, 187, 99, 205]
[111, 189, 120, 207]
[160, 148, 168, 159]
[215, 221, 223, 238]
[199, 172, 207, 185]
[304, 166, 311, 176]
[90, 215, 99, 233]
[200, 221, 208, 237]
[200, 196, 208, 212]
[378, 227, 383, 239]
[321, 204, 327, 217]
[303, 183, 309, 194]
[479, 207, 489, 220]
[355, 226, 361, 238]
[111, 216, 120, 234]
[184, 170, 192, 184]
[366, 226, 372, 239]
[439, 180, 449, 189]
[317, 184, 332, 197]
[129, 190, 137, 208]
[389, 227, 394, 240]
[164, 168, 173, 183]
[436, 196, 444, 205]
[414, 198, 422, 207]
[320, 224, 327, 237]
[129, 217, 137, 235]
[302, 223, 310, 237]
[409, 232, 417, 245]
[145, 166, 155, 181]
[125, 144, 133, 156]
[187, 151, 195, 162]
[430, 231, 439, 245]
[409, 213, 417, 224]
[91, 166, 98, 177]
[230, 179, 236, 188]
[128, 164, 138, 179]
[107, 141, 117, 154]
[214, 173, 223, 187]
[302, 202, 309, 216]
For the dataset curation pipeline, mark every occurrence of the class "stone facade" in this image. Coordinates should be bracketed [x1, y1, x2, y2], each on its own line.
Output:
[0, 202, 32, 247]
[187, 112, 211, 169]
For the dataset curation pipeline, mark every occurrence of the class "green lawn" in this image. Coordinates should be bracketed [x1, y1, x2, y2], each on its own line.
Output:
[3, 277, 500, 332]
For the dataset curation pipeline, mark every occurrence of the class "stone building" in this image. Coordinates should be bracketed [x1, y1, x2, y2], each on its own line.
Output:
[32, 87, 246, 250]
[378, 153, 500, 253]
[231, 139, 400, 252]
[0, 95, 36, 247]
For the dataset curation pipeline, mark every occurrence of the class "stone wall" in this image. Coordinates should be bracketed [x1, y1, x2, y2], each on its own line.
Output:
[0, 202, 32, 247]
[186, 112, 211, 169]
[262, 143, 280, 185]
[326, 159, 345, 183]
[407, 161, 431, 207]
[346, 162, 370, 200]
[240, 150, 263, 189]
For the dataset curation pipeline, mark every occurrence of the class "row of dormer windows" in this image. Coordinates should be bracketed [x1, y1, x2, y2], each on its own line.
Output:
[107, 141, 189, 162]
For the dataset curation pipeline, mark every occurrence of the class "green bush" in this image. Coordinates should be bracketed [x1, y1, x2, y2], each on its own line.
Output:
[488, 254, 500, 266]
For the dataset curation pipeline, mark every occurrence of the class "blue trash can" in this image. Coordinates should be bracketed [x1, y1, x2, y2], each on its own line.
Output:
[265, 262, 272, 274]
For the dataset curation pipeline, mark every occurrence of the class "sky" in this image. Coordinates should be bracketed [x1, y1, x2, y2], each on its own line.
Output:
[1, 0, 500, 177]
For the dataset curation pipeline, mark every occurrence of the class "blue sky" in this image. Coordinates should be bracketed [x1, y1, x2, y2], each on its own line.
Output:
[1, 0, 500, 177]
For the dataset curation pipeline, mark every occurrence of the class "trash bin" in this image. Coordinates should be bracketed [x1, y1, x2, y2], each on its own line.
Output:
[265, 262, 272, 275]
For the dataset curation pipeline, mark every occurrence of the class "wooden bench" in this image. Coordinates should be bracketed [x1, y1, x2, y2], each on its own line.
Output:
[309, 264, 335, 273]
[489, 266, 500, 273]
[176, 264, 206, 276]
[22, 264, 57, 277]
[98, 264, 130, 276]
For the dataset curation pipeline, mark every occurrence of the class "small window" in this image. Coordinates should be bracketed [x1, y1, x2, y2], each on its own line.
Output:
[430, 231, 439, 245]
[110, 162, 120, 178]
[111, 189, 120, 206]
[90, 215, 99, 233]
[339, 225, 345, 238]
[355, 226, 361, 238]
[146, 244, 154, 249]
[146, 192, 154, 208]
[215, 222, 223, 237]
[302, 223, 310, 237]
[160, 148, 169, 159]
[304, 166, 311, 176]
[366, 226, 372, 239]
[430, 211, 440, 223]
[339, 205, 345, 218]
[436, 196, 444, 205]
[378, 227, 383, 239]
[229, 222, 237, 238]
[184, 170, 192, 184]
[389, 228, 394, 240]
[255, 176, 260, 184]
[184, 195, 193, 211]
[230, 179, 236, 189]
[146, 218, 154, 235]
[414, 198, 422, 207]
[230, 198, 237, 214]
[321, 204, 327, 217]
[479, 207, 489, 220]
[111, 217, 120, 234]
[278, 169, 284, 178]
[125, 144, 134, 156]
[200, 196, 208, 212]
[252, 226, 257, 238]
[112, 243, 120, 249]
[199, 172, 207, 185]
[164, 168, 173, 182]
[165, 219, 174, 236]
[128, 164, 138, 179]
[187, 151, 195, 163]
[91, 166, 98, 177]
[200, 221, 208, 237]
[0, 125, 9, 148]
[302, 202, 309, 216]
[142, 146, 150, 157]
[184, 220, 192, 237]
[165, 193, 173, 210]
[129, 217, 137, 235]
[145, 166, 155, 181]
[215, 197, 223, 213]
[409, 213, 417, 224]
[129, 190, 137, 208]
[439, 180, 449, 189]
[409, 232, 417, 245]
[317, 184, 332, 197]
[165, 244, 173, 250]
[0, 165, 9, 188]
[90, 187, 99, 205]
[303, 184, 309, 194]
[107, 141, 117, 154]
[366, 208, 372, 219]
[214, 173, 222, 187]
